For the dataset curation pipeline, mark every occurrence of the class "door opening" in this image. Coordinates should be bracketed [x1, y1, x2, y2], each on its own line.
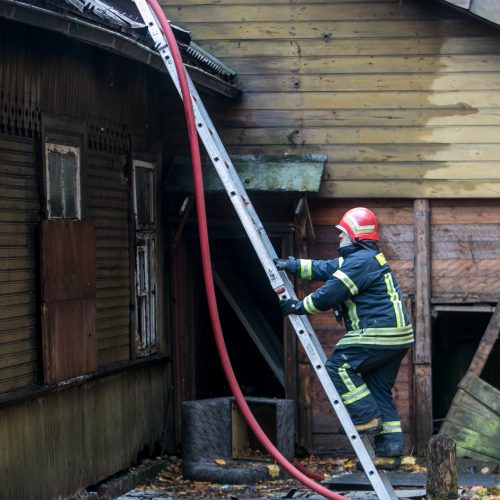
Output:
[194, 236, 285, 400]
[431, 310, 498, 431]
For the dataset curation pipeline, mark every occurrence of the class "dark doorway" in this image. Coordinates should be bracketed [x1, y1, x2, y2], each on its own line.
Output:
[194, 235, 285, 400]
[431, 310, 497, 430]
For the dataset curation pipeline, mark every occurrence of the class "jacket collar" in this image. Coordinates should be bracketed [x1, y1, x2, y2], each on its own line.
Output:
[339, 241, 379, 258]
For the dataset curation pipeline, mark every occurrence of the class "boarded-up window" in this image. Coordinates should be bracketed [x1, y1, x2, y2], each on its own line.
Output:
[40, 220, 96, 383]
[45, 143, 81, 220]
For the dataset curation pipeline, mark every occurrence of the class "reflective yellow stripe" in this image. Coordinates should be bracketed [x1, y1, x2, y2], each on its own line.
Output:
[345, 298, 360, 330]
[343, 325, 413, 337]
[300, 259, 312, 279]
[303, 294, 321, 314]
[337, 334, 414, 347]
[375, 252, 387, 266]
[333, 270, 358, 295]
[338, 257, 344, 269]
[341, 384, 371, 405]
[382, 421, 402, 433]
[384, 273, 405, 327]
[338, 363, 356, 392]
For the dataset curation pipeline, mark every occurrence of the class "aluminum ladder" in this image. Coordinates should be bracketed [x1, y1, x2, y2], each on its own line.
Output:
[134, 1, 398, 498]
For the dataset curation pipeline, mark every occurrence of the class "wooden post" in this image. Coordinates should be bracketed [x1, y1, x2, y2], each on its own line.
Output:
[414, 199, 433, 455]
[426, 435, 458, 500]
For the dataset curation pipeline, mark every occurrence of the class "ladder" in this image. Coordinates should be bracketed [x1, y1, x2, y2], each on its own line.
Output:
[134, 2, 397, 498]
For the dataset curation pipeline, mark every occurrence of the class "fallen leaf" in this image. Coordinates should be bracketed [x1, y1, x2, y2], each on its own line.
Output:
[267, 464, 280, 478]
[401, 456, 416, 465]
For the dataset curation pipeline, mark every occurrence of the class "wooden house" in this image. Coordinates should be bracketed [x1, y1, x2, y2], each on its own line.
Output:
[165, 0, 500, 460]
[0, 0, 239, 497]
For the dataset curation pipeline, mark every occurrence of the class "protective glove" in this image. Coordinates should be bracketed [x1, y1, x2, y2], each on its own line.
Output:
[280, 298, 304, 316]
[273, 256, 297, 273]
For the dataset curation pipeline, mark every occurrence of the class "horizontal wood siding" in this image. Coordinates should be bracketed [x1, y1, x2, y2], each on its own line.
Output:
[430, 200, 500, 298]
[307, 200, 414, 452]
[0, 365, 167, 500]
[87, 152, 131, 365]
[164, 0, 500, 198]
[0, 135, 39, 393]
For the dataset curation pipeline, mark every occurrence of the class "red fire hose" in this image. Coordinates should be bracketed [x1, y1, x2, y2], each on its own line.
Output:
[146, 2, 349, 498]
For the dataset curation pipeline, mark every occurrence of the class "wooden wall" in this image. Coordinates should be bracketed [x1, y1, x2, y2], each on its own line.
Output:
[0, 135, 39, 393]
[0, 364, 167, 500]
[165, 0, 500, 198]
[0, 17, 176, 497]
[88, 152, 132, 365]
[430, 200, 500, 299]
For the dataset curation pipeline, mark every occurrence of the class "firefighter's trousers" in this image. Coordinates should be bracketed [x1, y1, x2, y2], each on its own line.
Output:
[325, 346, 408, 443]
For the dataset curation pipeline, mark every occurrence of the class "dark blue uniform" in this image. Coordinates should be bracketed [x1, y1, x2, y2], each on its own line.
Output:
[289, 242, 413, 452]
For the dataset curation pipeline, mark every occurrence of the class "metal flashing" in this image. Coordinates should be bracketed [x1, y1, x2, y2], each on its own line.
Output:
[165, 154, 328, 193]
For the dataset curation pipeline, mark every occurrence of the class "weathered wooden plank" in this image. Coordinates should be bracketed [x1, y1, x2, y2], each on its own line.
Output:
[324, 162, 500, 181]
[238, 72, 500, 92]
[96, 307, 130, 320]
[465, 305, 500, 378]
[413, 200, 432, 455]
[225, 144, 500, 162]
[460, 374, 500, 414]
[97, 345, 129, 365]
[229, 55, 500, 75]
[0, 211, 39, 223]
[97, 315, 130, 330]
[198, 36, 500, 58]
[220, 126, 500, 145]
[0, 303, 36, 321]
[431, 202, 500, 223]
[240, 91, 500, 110]
[0, 328, 36, 345]
[169, 3, 443, 23]
[317, 180, 500, 198]
[0, 339, 37, 357]
[207, 108, 500, 128]
[431, 224, 500, 241]
[432, 259, 500, 277]
[432, 241, 500, 259]
[176, 20, 489, 40]
[440, 421, 499, 460]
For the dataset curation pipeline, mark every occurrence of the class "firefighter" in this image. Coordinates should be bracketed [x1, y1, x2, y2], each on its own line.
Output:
[276, 207, 413, 459]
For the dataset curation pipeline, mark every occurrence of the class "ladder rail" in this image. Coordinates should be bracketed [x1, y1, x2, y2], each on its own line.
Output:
[134, 2, 397, 498]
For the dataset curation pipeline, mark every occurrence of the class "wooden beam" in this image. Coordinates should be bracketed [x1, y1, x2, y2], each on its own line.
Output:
[413, 199, 433, 455]
[466, 302, 500, 378]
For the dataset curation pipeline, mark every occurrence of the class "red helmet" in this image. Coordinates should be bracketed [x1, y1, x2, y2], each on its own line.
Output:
[336, 207, 379, 242]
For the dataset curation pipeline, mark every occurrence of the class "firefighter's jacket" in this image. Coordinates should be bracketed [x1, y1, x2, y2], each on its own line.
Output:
[292, 243, 414, 349]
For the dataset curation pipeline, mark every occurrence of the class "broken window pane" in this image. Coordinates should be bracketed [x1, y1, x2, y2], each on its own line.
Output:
[135, 166, 153, 227]
[63, 153, 77, 219]
[48, 151, 63, 218]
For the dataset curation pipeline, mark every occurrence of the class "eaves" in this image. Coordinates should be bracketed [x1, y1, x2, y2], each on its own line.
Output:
[0, 0, 241, 99]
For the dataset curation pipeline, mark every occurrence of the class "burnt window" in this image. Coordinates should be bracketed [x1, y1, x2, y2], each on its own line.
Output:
[134, 161, 155, 228]
[45, 143, 81, 220]
[133, 160, 157, 356]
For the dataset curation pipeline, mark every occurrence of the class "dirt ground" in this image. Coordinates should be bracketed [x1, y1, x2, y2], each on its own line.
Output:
[116, 455, 500, 500]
